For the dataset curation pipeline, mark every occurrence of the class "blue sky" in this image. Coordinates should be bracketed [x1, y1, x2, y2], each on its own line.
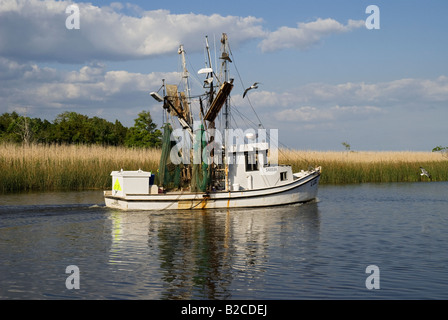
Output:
[1, 0, 447, 150]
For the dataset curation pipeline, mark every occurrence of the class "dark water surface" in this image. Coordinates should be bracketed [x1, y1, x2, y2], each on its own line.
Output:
[1, 182, 448, 299]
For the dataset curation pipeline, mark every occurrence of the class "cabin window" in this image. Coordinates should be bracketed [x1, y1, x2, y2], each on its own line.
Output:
[261, 150, 268, 167]
[229, 152, 236, 165]
[280, 171, 287, 181]
[245, 151, 258, 172]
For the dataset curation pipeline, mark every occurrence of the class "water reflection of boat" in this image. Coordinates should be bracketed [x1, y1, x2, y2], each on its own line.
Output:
[104, 33, 320, 210]
[107, 202, 320, 299]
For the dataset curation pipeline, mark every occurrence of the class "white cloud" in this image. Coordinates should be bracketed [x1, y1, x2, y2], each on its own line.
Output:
[287, 77, 448, 107]
[235, 76, 448, 106]
[0, 58, 180, 124]
[232, 90, 294, 109]
[0, 1, 367, 63]
[0, 0, 265, 63]
[259, 18, 364, 52]
[274, 106, 333, 122]
[232, 77, 448, 127]
[273, 105, 384, 123]
[3, 52, 447, 127]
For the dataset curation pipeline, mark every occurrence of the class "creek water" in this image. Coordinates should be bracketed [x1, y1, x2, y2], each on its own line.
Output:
[1, 182, 447, 299]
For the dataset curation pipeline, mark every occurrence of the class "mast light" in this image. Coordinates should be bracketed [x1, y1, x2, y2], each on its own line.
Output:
[150, 92, 163, 102]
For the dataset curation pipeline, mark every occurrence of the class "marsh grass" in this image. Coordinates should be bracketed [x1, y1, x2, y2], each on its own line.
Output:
[279, 149, 448, 184]
[1, 144, 447, 193]
[0, 143, 160, 193]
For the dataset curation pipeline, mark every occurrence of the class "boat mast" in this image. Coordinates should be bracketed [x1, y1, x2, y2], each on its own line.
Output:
[220, 33, 231, 191]
[221, 34, 230, 131]
[204, 36, 214, 106]
[178, 44, 192, 124]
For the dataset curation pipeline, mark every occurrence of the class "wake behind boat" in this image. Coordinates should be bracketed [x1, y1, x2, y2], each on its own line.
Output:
[104, 33, 320, 210]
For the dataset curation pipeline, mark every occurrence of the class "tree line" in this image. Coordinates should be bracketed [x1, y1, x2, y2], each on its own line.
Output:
[0, 110, 162, 148]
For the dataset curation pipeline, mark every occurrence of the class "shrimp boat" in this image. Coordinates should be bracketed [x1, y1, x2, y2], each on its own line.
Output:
[104, 34, 320, 210]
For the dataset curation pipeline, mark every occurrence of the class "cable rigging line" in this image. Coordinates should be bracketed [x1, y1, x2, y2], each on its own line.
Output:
[228, 45, 265, 129]
[227, 47, 312, 166]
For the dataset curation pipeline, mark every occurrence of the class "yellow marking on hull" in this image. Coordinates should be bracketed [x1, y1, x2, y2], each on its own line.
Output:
[178, 199, 209, 210]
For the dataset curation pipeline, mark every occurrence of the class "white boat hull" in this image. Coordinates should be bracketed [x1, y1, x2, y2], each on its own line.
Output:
[104, 170, 320, 211]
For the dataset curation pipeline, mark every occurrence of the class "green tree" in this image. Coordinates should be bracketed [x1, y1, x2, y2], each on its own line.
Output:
[0, 112, 37, 144]
[52, 111, 90, 144]
[0, 112, 20, 142]
[33, 119, 54, 144]
[1, 110, 154, 147]
[87, 116, 127, 145]
[112, 119, 128, 146]
[125, 111, 162, 148]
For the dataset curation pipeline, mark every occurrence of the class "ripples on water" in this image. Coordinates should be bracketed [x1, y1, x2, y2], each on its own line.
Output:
[1, 182, 448, 299]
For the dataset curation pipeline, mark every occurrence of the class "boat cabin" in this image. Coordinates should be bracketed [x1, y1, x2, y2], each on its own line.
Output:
[227, 142, 293, 191]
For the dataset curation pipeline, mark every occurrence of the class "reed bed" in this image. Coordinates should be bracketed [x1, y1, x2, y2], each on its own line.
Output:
[0, 143, 160, 193]
[279, 149, 448, 184]
[1, 144, 447, 193]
